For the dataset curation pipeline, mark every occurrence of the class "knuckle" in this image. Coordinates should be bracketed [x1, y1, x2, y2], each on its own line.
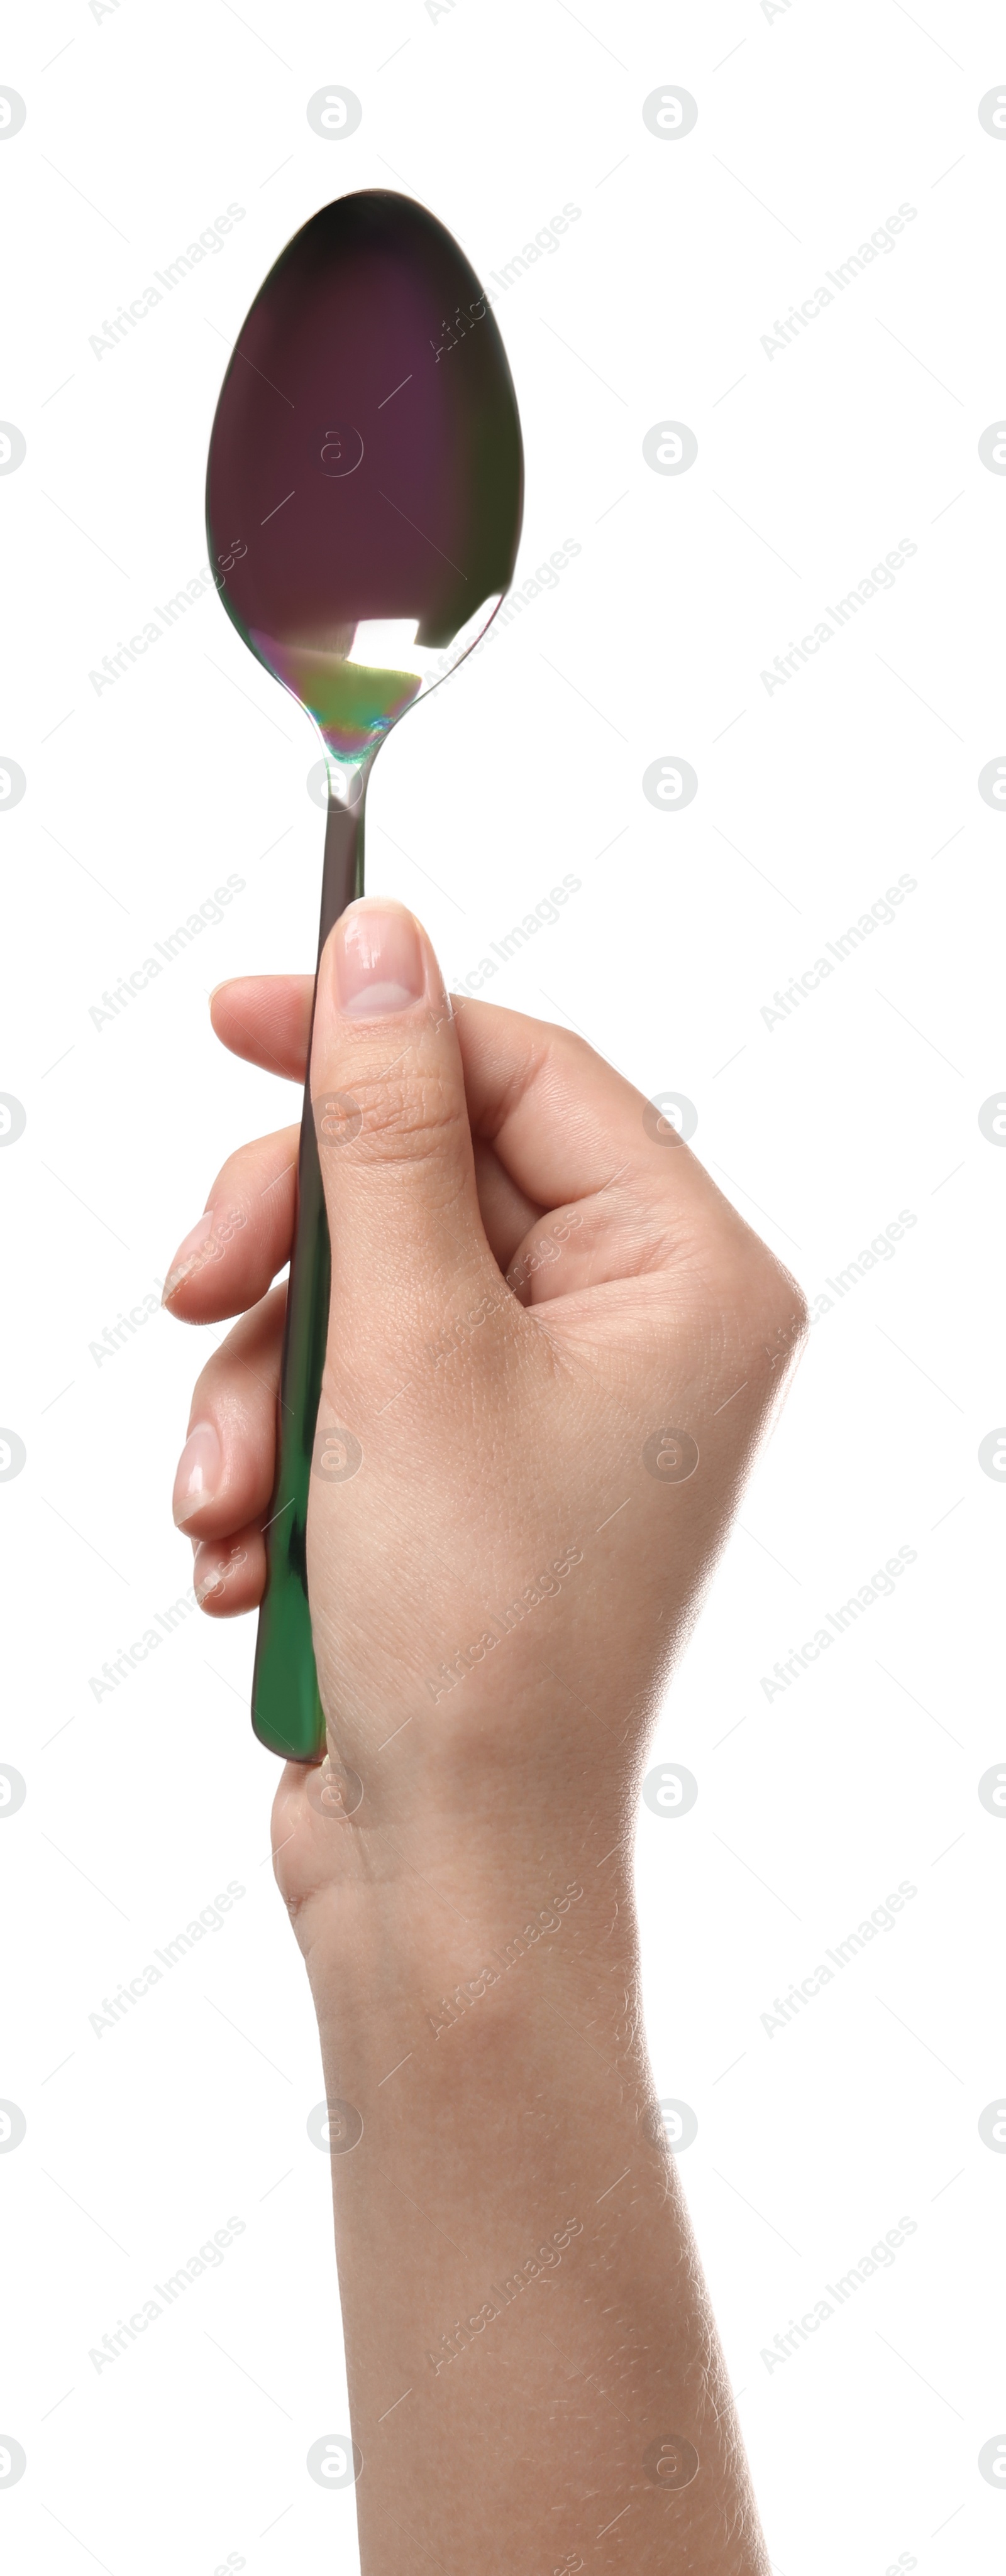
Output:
[331, 1068, 466, 1171]
[695, 1222, 807, 1367]
[741, 1247, 808, 1365]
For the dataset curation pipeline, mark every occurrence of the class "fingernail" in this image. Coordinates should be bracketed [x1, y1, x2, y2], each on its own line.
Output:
[172, 1421, 222, 1525]
[194, 1538, 247, 1602]
[163, 1211, 214, 1302]
[193, 1542, 224, 1602]
[334, 900, 424, 1018]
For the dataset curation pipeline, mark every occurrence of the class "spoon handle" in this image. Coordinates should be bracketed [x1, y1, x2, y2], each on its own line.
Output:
[250, 791, 365, 1760]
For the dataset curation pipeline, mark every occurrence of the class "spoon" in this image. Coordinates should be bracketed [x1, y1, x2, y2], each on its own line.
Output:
[205, 190, 524, 1763]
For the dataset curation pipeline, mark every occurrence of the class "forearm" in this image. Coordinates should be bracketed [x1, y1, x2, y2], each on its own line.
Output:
[298, 1822, 770, 2576]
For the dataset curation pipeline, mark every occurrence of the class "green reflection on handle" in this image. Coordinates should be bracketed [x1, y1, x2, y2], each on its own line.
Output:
[251, 791, 365, 1761]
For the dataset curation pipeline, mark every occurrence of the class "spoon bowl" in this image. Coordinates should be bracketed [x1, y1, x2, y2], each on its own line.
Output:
[206, 189, 523, 1760]
[207, 189, 522, 793]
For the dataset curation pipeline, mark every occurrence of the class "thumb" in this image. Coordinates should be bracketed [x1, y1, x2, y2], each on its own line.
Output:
[310, 897, 492, 1344]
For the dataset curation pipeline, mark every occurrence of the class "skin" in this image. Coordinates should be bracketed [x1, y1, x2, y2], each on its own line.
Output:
[167, 898, 805, 2574]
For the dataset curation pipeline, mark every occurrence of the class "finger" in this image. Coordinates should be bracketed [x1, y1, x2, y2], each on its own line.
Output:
[172, 1286, 284, 1545]
[211, 974, 314, 1082]
[207, 972, 542, 1273]
[163, 1129, 299, 1320]
[311, 900, 497, 1356]
[452, 994, 734, 1240]
[471, 1137, 544, 1274]
[192, 1520, 266, 1619]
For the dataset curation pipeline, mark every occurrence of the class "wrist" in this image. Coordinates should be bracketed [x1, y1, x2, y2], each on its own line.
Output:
[282, 1811, 643, 2081]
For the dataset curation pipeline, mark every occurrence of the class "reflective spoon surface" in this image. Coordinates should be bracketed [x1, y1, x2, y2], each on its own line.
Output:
[206, 189, 524, 1760]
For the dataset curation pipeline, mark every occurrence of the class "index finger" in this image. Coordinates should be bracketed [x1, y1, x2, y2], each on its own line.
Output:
[210, 974, 313, 1082]
[451, 993, 720, 1225]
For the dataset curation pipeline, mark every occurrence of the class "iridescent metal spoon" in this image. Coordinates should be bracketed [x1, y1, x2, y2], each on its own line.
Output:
[206, 190, 523, 1762]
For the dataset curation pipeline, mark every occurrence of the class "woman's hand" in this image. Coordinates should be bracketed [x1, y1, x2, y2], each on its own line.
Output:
[167, 897, 803, 1904]
[165, 897, 804, 2575]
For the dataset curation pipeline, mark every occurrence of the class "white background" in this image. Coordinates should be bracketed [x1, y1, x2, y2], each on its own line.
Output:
[1, 1, 1003, 2570]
